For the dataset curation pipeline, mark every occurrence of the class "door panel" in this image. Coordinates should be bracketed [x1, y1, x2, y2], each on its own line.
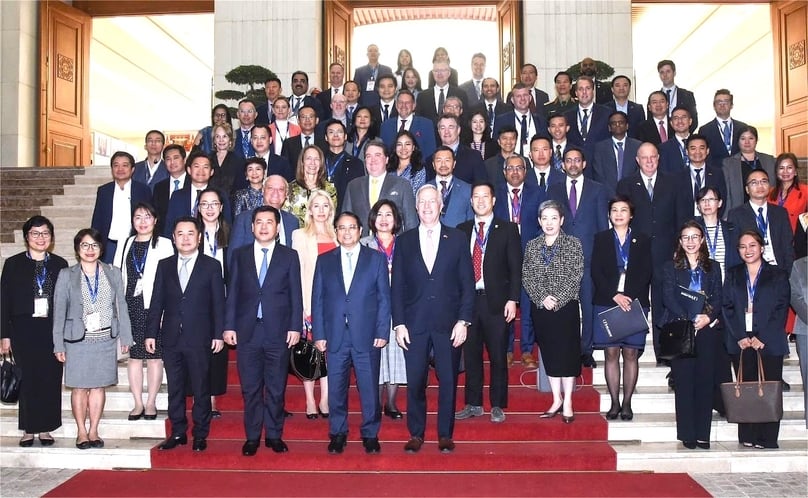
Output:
[497, 0, 522, 94]
[772, 1, 807, 158]
[323, 0, 353, 87]
[39, 1, 91, 166]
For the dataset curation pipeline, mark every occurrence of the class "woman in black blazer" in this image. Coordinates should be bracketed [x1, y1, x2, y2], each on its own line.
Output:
[659, 221, 723, 450]
[722, 230, 790, 449]
[591, 196, 652, 421]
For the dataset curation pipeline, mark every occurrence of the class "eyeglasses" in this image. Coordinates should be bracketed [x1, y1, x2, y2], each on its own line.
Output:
[336, 225, 359, 232]
[680, 235, 702, 242]
[698, 198, 719, 204]
[504, 166, 525, 172]
[133, 214, 154, 221]
[214, 113, 228, 118]
[28, 231, 51, 239]
[198, 202, 221, 209]
[79, 242, 101, 250]
[746, 179, 769, 187]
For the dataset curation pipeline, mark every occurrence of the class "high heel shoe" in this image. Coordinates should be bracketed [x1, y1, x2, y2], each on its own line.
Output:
[306, 412, 318, 420]
[128, 409, 145, 421]
[318, 408, 330, 419]
[384, 407, 403, 419]
[562, 414, 575, 424]
[19, 435, 34, 447]
[605, 405, 620, 420]
[539, 407, 562, 419]
[619, 406, 633, 421]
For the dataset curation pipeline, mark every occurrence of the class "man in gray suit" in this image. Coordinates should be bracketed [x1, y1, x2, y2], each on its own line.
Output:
[342, 138, 418, 236]
[459, 53, 487, 106]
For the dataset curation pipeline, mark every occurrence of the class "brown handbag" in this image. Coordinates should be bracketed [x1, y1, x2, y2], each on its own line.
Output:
[720, 350, 783, 424]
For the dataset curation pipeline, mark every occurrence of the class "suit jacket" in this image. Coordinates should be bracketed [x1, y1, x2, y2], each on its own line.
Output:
[391, 225, 475, 332]
[484, 155, 508, 187]
[505, 88, 551, 114]
[146, 254, 224, 350]
[723, 263, 790, 356]
[133, 160, 169, 191]
[315, 87, 342, 120]
[616, 171, 680, 267]
[674, 164, 727, 225]
[524, 164, 565, 192]
[699, 118, 749, 167]
[494, 181, 545, 250]
[428, 177, 473, 228]
[163, 185, 233, 236]
[470, 100, 513, 132]
[547, 177, 610, 262]
[588, 137, 641, 192]
[379, 115, 437, 159]
[369, 102, 399, 127]
[153, 176, 190, 235]
[281, 132, 327, 168]
[228, 209, 299, 259]
[342, 174, 418, 236]
[603, 100, 646, 139]
[564, 104, 611, 148]
[492, 111, 549, 142]
[459, 79, 484, 106]
[591, 229, 653, 307]
[288, 95, 324, 119]
[323, 150, 366, 211]
[312, 245, 391, 352]
[658, 137, 689, 175]
[210, 151, 248, 195]
[353, 64, 394, 108]
[658, 260, 722, 327]
[224, 242, 304, 344]
[91, 181, 153, 246]
[255, 102, 273, 126]
[0, 252, 68, 339]
[668, 86, 699, 131]
[726, 203, 794, 271]
[415, 85, 468, 123]
[694, 216, 743, 270]
[52, 263, 132, 352]
[635, 117, 675, 147]
[425, 144, 487, 185]
[233, 128, 256, 159]
[457, 218, 522, 314]
[721, 152, 776, 212]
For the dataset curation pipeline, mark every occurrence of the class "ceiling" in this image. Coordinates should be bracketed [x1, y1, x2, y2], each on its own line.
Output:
[353, 6, 496, 26]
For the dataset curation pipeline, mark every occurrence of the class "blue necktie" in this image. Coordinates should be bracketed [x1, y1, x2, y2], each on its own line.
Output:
[756, 207, 768, 244]
[722, 120, 732, 153]
[257, 248, 268, 319]
[173, 179, 180, 192]
[616, 142, 624, 181]
[693, 168, 702, 199]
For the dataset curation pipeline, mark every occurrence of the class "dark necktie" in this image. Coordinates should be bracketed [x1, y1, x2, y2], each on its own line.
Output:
[580, 109, 589, 140]
[555, 145, 563, 170]
[722, 120, 732, 152]
[569, 179, 578, 218]
[529, 90, 536, 114]
[440, 180, 449, 203]
[520, 114, 528, 156]
[347, 106, 354, 121]
[438, 88, 445, 114]
[488, 103, 495, 131]
[693, 168, 703, 199]
[757, 207, 768, 243]
[399, 119, 406, 133]
[304, 135, 311, 147]
[473, 221, 484, 282]
[383, 104, 389, 121]
[616, 141, 624, 180]
[539, 172, 546, 190]
[666, 89, 673, 114]
[192, 189, 202, 216]
[647, 178, 654, 201]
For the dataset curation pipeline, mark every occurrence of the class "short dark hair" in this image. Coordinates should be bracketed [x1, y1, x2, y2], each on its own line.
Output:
[264, 77, 282, 87]
[611, 75, 632, 88]
[670, 105, 691, 118]
[563, 146, 586, 162]
[245, 156, 268, 172]
[498, 125, 518, 138]
[335, 211, 363, 231]
[184, 150, 211, 170]
[472, 53, 486, 61]
[608, 111, 629, 122]
[685, 133, 709, 149]
[110, 151, 135, 168]
[530, 135, 552, 147]
[252, 205, 280, 224]
[471, 181, 496, 198]
[23, 215, 54, 241]
[738, 125, 758, 140]
[548, 113, 568, 125]
[162, 144, 186, 160]
[328, 62, 344, 70]
[396, 89, 415, 102]
[368, 200, 401, 235]
[433, 145, 455, 160]
[238, 98, 257, 110]
[696, 186, 722, 203]
[378, 74, 397, 88]
[657, 60, 676, 72]
[145, 130, 165, 144]
[131, 202, 161, 248]
[291, 70, 309, 83]
[173, 216, 201, 233]
[608, 194, 635, 216]
[73, 228, 104, 257]
[738, 229, 765, 248]
[554, 71, 572, 84]
[324, 119, 347, 134]
[647, 90, 668, 104]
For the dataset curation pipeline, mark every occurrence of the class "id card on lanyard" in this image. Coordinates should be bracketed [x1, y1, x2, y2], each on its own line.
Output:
[31, 253, 50, 317]
[744, 265, 762, 332]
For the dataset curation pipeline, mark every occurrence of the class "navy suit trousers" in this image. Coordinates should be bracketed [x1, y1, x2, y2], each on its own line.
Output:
[327, 336, 382, 438]
[163, 343, 212, 439]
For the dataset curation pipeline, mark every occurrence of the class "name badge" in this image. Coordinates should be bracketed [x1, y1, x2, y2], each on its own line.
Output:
[744, 306, 753, 333]
[33, 297, 49, 318]
[617, 271, 626, 293]
[133, 278, 144, 297]
[84, 311, 102, 332]
[366, 80, 376, 92]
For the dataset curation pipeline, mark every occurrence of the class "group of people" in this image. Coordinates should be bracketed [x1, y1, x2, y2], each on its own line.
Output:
[1, 47, 805, 456]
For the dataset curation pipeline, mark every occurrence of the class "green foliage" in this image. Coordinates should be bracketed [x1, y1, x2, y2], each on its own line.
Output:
[214, 65, 277, 107]
[565, 59, 616, 82]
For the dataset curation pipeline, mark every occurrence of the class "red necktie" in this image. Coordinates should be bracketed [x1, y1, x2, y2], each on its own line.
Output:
[473, 221, 485, 282]
[511, 188, 521, 223]
[658, 120, 668, 142]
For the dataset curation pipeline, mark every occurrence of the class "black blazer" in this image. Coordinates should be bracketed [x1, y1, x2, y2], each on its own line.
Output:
[415, 85, 468, 123]
[324, 151, 365, 212]
[146, 254, 225, 350]
[671, 87, 699, 131]
[726, 203, 794, 272]
[673, 165, 727, 225]
[457, 218, 522, 314]
[635, 117, 675, 147]
[694, 216, 743, 269]
[281, 132, 327, 168]
[722, 263, 790, 356]
[0, 252, 68, 339]
[424, 144, 487, 185]
[591, 230, 652, 307]
[603, 100, 646, 139]
[658, 260, 722, 327]
[210, 151, 247, 195]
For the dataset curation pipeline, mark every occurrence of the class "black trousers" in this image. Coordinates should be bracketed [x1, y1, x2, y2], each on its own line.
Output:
[730, 349, 784, 448]
[463, 292, 509, 408]
[671, 327, 720, 442]
[163, 344, 212, 439]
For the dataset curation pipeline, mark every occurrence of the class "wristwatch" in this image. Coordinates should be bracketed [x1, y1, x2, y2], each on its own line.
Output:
[459, 320, 472, 328]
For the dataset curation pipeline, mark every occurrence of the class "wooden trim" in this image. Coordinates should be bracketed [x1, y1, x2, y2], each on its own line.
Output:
[72, 0, 213, 17]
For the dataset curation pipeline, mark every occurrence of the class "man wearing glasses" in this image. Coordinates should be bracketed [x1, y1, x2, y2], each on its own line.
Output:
[416, 61, 467, 125]
[698, 89, 749, 168]
[234, 99, 258, 159]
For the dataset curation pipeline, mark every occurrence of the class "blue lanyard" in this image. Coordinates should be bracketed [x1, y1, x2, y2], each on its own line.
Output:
[541, 243, 558, 266]
[27, 252, 49, 296]
[131, 242, 148, 277]
[688, 266, 703, 291]
[326, 153, 345, 181]
[84, 265, 100, 304]
[745, 264, 763, 303]
[474, 222, 490, 254]
[205, 231, 218, 257]
[703, 222, 720, 259]
[613, 229, 630, 272]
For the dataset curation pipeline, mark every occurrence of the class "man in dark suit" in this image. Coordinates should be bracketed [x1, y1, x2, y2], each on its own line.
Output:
[315, 62, 345, 120]
[635, 91, 673, 147]
[281, 106, 326, 167]
[427, 147, 473, 227]
[548, 147, 610, 367]
[589, 111, 641, 192]
[727, 169, 794, 271]
[379, 90, 437, 159]
[91, 151, 153, 263]
[564, 76, 610, 152]
[484, 126, 517, 186]
[575, 58, 612, 105]
[229, 175, 300, 255]
[506, 64, 550, 114]
[698, 89, 749, 168]
[353, 44, 394, 108]
[153, 144, 189, 235]
[548, 114, 573, 171]
[493, 83, 549, 157]
[312, 212, 391, 454]
[425, 114, 487, 184]
[146, 216, 225, 452]
[224, 206, 303, 456]
[250, 125, 294, 182]
[658, 106, 693, 174]
[255, 77, 282, 125]
[368, 74, 399, 127]
[416, 61, 468, 125]
[133, 130, 168, 191]
[233, 99, 258, 159]
[494, 155, 544, 369]
[470, 77, 512, 137]
[322, 120, 365, 211]
[603, 76, 645, 139]
[459, 53, 487, 106]
[163, 152, 232, 236]
[526, 136, 565, 192]
[658, 60, 698, 131]
[455, 182, 521, 423]
[392, 184, 475, 453]
[288, 71, 324, 119]
[674, 134, 727, 224]
[342, 139, 418, 236]
[617, 143, 681, 360]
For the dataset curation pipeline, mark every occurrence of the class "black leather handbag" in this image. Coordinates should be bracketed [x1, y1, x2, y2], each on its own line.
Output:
[289, 329, 326, 381]
[720, 350, 783, 424]
[658, 319, 696, 360]
[0, 351, 22, 404]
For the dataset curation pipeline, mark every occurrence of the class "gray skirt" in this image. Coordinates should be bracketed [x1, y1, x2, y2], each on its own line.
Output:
[64, 335, 118, 388]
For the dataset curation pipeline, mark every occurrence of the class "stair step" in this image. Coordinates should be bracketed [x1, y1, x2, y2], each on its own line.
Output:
[595, 386, 806, 413]
[0, 436, 154, 470]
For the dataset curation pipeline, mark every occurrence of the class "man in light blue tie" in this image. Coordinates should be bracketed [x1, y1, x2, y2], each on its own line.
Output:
[152, 144, 188, 235]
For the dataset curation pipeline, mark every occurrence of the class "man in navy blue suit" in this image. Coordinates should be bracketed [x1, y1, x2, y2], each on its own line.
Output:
[658, 106, 693, 174]
[548, 147, 610, 367]
[564, 75, 610, 151]
[146, 216, 225, 452]
[163, 152, 232, 236]
[229, 175, 300, 256]
[526, 136, 565, 192]
[425, 114, 486, 184]
[91, 151, 153, 264]
[353, 44, 394, 108]
[698, 89, 749, 168]
[132, 130, 168, 191]
[603, 76, 645, 139]
[392, 185, 475, 453]
[635, 91, 674, 147]
[428, 147, 473, 228]
[589, 111, 640, 192]
[674, 134, 727, 225]
[224, 206, 303, 456]
[493, 83, 549, 157]
[416, 61, 468, 125]
[312, 212, 391, 454]
[256, 77, 282, 125]
[288, 71, 324, 119]
[233, 99, 258, 159]
[380, 90, 437, 159]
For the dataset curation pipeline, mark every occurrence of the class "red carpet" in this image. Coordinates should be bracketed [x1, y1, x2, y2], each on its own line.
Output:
[45, 469, 711, 497]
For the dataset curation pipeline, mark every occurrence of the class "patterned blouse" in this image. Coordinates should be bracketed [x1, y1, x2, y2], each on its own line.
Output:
[395, 165, 427, 198]
[522, 232, 584, 310]
[232, 186, 264, 217]
[286, 180, 338, 226]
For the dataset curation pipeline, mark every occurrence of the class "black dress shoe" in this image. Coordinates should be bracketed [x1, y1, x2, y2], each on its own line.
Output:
[562, 415, 575, 424]
[192, 438, 207, 451]
[362, 437, 381, 454]
[242, 439, 260, 456]
[696, 441, 710, 450]
[128, 410, 145, 421]
[328, 434, 347, 454]
[210, 410, 222, 419]
[539, 407, 561, 419]
[265, 438, 288, 453]
[38, 435, 55, 446]
[581, 354, 597, 368]
[384, 407, 403, 419]
[682, 441, 697, 449]
[158, 434, 187, 450]
[75, 440, 91, 450]
[143, 412, 158, 421]
[306, 413, 319, 420]
[284, 410, 293, 418]
[19, 436, 34, 447]
[438, 437, 455, 453]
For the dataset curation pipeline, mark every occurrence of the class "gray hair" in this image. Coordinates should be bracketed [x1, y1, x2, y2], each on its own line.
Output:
[538, 199, 565, 218]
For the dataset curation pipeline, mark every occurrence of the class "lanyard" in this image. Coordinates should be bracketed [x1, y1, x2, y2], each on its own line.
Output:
[205, 230, 218, 257]
[541, 243, 558, 266]
[704, 222, 720, 259]
[612, 229, 630, 271]
[474, 222, 490, 254]
[688, 266, 702, 291]
[745, 264, 763, 304]
[131, 242, 149, 277]
[27, 252, 49, 296]
[326, 152, 345, 181]
[84, 265, 100, 304]
[375, 236, 395, 269]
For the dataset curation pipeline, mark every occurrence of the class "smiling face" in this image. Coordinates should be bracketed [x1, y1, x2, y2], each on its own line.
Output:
[437, 117, 460, 146]
[378, 77, 396, 101]
[563, 150, 586, 178]
[250, 127, 271, 155]
[432, 149, 455, 177]
[164, 148, 185, 176]
[395, 92, 415, 119]
[132, 207, 157, 237]
[252, 210, 278, 245]
[374, 203, 396, 235]
[302, 148, 322, 176]
[336, 214, 360, 249]
[548, 116, 569, 141]
[272, 99, 290, 120]
[670, 108, 692, 134]
[470, 114, 487, 135]
[238, 101, 256, 127]
[354, 109, 371, 131]
[329, 64, 344, 87]
[291, 73, 308, 96]
[187, 156, 213, 186]
[213, 125, 231, 152]
[471, 56, 486, 79]
[245, 162, 266, 187]
[498, 131, 517, 155]
[262, 176, 288, 209]
[198, 191, 223, 223]
[686, 138, 709, 166]
[330, 94, 347, 116]
[395, 134, 414, 163]
[297, 108, 318, 134]
[555, 73, 572, 97]
[471, 184, 495, 218]
[678, 226, 704, 256]
[26, 224, 52, 253]
[403, 70, 418, 90]
[481, 78, 499, 100]
[510, 87, 531, 113]
[504, 156, 526, 187]
[325, 123, 346, 149]
[575, 79, 594, 106]
[636, 143, 660, 177]
[364, 144, 388, 177]
[343, 82, 360, 104]
[609, 201, 632, 229]
[738, 233, 763, 265]
[648, 93, 668, 119]
[539, 207, 563, 237]
[173, 221, 201, 257]
[111, 155, 134, 184]
[777, 157, 797, 184]
[416, 187, 441, 226]
[78, 234, 102, 263]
